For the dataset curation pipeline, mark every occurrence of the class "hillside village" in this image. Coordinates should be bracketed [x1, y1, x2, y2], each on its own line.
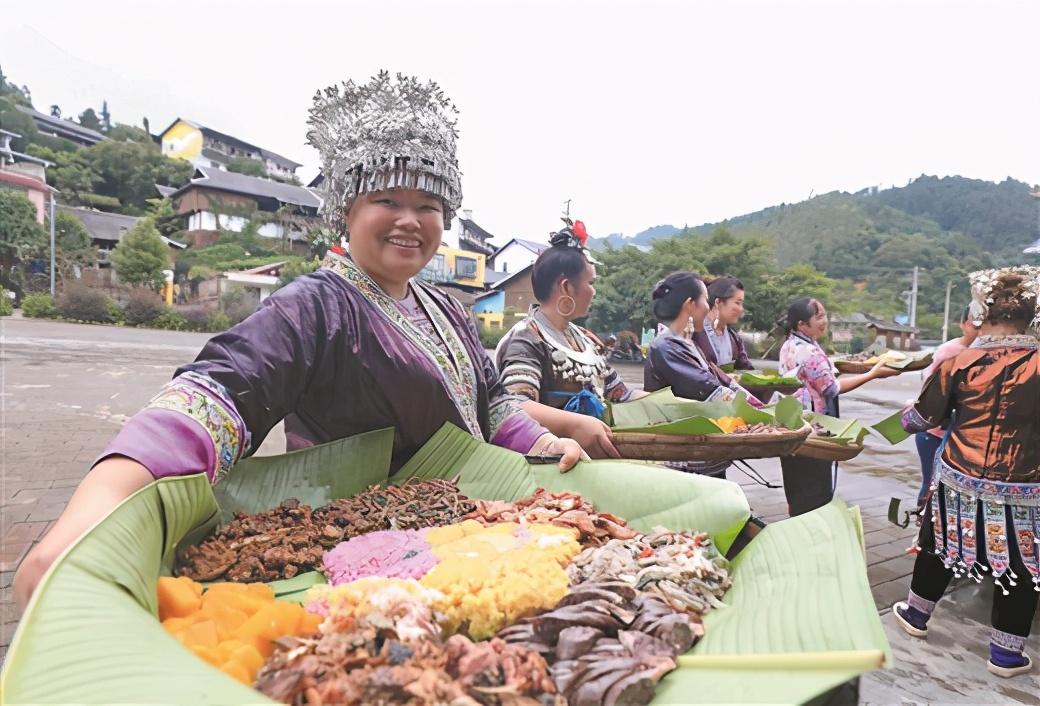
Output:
[2, 66, 1038, 350]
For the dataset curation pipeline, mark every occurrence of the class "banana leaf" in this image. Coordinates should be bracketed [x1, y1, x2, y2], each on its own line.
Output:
[611, 388, 798, 434]
[652, 498, 891, 704]
[871, 410, 913, 445]
[805, 412, 869, 446]
[739, 368, 801, 387]
[3, 425, 888, 705]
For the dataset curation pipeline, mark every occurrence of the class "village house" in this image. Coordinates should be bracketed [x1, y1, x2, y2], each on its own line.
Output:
[473, 264, 535, 330]
[15, 105, 107, 147]
[161, 167, 321, 251]
[0, 128, 55, 222]
[488, 237, 548, 275]
[159, 118, 301, 181]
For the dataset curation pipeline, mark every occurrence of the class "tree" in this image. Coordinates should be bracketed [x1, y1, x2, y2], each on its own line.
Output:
[226, 156, 266, 178]
[82, 140, 193, 214]
[750, 264, 836, 332]
[111, 218, 169, 289]
[106, 123, 155, 145]
[0, 191, 48, 295]
[53, 211, 93, 252]
[78, 108, 103, 132]
[0, 65, 32, 106]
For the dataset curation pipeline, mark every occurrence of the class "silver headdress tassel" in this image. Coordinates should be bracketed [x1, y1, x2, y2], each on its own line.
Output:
[307, 71, 463, 234]
[967, 266, 1040, 329]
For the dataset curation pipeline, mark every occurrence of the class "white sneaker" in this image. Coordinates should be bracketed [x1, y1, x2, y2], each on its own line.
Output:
[987, 653, 1033, 678]
[892, 601, 928, 638]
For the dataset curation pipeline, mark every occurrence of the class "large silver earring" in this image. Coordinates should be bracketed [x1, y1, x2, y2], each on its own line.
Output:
[556, 295, 576, 318]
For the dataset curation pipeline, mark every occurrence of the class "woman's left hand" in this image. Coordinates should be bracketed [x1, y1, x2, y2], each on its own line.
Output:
[539, 436, 589, 472]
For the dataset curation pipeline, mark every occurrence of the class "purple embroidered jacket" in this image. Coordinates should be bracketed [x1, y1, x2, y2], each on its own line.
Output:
[99, 256, 547, 482]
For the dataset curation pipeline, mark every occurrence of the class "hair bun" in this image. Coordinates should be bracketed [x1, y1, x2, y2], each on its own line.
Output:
[651, 281, 671, 300]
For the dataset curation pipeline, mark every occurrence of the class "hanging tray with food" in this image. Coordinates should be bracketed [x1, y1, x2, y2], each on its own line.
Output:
[736, 368, 803, 404]
[833, 342, 933, 375]
[610, 391, 812, 462]
[791, 412, 871, 462]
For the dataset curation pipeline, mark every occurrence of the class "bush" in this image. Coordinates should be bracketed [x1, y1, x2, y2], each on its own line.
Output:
[152, 309, 188, 331]
[21, 293, 57, 318]
[479, 326, 507, 350]
[0, 289, 13, 316]
[107, 299, 125, 325]
[221, 289, 257, 326]
[179, 307, 213, 332]
[123, 288, 166, 326]
[56, 284, 114, 323]
[206, 311, 231, 332]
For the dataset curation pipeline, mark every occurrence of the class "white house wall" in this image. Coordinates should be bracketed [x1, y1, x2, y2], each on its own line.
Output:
[188, 211, 286, 239]
[495, 243, 539, 273]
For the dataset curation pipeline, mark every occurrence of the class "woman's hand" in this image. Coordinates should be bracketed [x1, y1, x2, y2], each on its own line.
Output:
[870, 361, 901, 379]
[13, 457, 153, 612]
[529, 434, 590, 472]
[564, 414, 621, 459]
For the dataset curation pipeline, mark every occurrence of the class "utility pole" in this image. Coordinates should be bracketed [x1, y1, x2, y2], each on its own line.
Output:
[941, 280, 954, 342]
[49, 192, 56, 297]
[908, 266, 919, 329]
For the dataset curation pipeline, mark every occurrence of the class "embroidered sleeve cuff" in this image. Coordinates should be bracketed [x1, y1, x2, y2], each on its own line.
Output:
[901, 406, 934, 433]
[490, 409, 549, 454]
[96, 372, 249, 484]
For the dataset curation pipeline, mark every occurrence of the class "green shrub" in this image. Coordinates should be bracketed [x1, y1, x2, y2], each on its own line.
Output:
[153, 309, 188, 331]
[479, 326, 507, 350]
[206, 311, 231, 332]
[21, 293, 57, 319]
[123, 288, 166, 326]
[56, 284, 114, 323]
[0, 289, 13, 316]
[221, 289, 257, 326]
[179, 307, 213, 332]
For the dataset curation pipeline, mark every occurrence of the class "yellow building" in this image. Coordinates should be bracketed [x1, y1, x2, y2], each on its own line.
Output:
[421, 245, 487, 290]
[158, 118, 301, 181]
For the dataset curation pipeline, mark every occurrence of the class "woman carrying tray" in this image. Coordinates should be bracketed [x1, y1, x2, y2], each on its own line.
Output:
[910, 306, 979, 510]
[13, 72, 586, 609]
[778, 298, 898, 515]
[692, 276, 754, 370]
[643, 272, 763, 478]
[894, 267, 1039, 678]
[496, 221, 648, 459]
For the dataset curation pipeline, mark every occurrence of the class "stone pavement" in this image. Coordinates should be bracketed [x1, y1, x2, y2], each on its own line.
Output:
[1, 318, 1037, 702]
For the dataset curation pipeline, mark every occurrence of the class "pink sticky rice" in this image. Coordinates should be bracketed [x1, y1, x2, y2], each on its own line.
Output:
[323, 529, 437, 585]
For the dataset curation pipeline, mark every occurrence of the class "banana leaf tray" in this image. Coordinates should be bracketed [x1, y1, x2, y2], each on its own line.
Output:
[1, 423, 889, 705]
[614, 423, 812, 462]
[792, 436, 865, 462]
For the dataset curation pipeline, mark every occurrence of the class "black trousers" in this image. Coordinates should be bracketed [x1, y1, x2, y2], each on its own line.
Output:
[911, 502, 1038, 638]
[779, 456, 834, 516]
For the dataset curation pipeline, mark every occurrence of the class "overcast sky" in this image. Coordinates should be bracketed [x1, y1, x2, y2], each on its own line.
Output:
[6, 0, 1039, 242]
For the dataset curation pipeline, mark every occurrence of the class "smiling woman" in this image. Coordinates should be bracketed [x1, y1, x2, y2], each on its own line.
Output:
[13, 70, 586, 610]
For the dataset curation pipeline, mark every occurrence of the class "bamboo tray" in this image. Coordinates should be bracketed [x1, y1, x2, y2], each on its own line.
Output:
[614, 423, 812, 462]
[791, 436, 865, 462]
[835, 357, 931, 375]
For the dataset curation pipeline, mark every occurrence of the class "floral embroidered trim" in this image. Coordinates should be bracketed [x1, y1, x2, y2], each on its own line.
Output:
[906, 590, 936, 615]
[902, 406, 932, 434]
[322, 253, 482, 437]
[991, 629, 1026, 652]
[146, 371, 247, 483]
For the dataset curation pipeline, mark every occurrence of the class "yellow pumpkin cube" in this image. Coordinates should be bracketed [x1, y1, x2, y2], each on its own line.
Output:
[157, 576, 202, 621]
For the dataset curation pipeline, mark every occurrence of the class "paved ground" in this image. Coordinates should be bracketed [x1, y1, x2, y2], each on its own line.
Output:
[1, 316, 1036, 702]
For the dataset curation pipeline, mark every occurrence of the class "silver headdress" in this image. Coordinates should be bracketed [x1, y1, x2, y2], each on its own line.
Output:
[967, 266, 1040, 329]
[307, 71, 463, 233]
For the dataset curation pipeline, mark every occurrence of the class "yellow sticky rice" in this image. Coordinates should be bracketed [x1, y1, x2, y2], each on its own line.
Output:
[420, 520, 580, 639]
